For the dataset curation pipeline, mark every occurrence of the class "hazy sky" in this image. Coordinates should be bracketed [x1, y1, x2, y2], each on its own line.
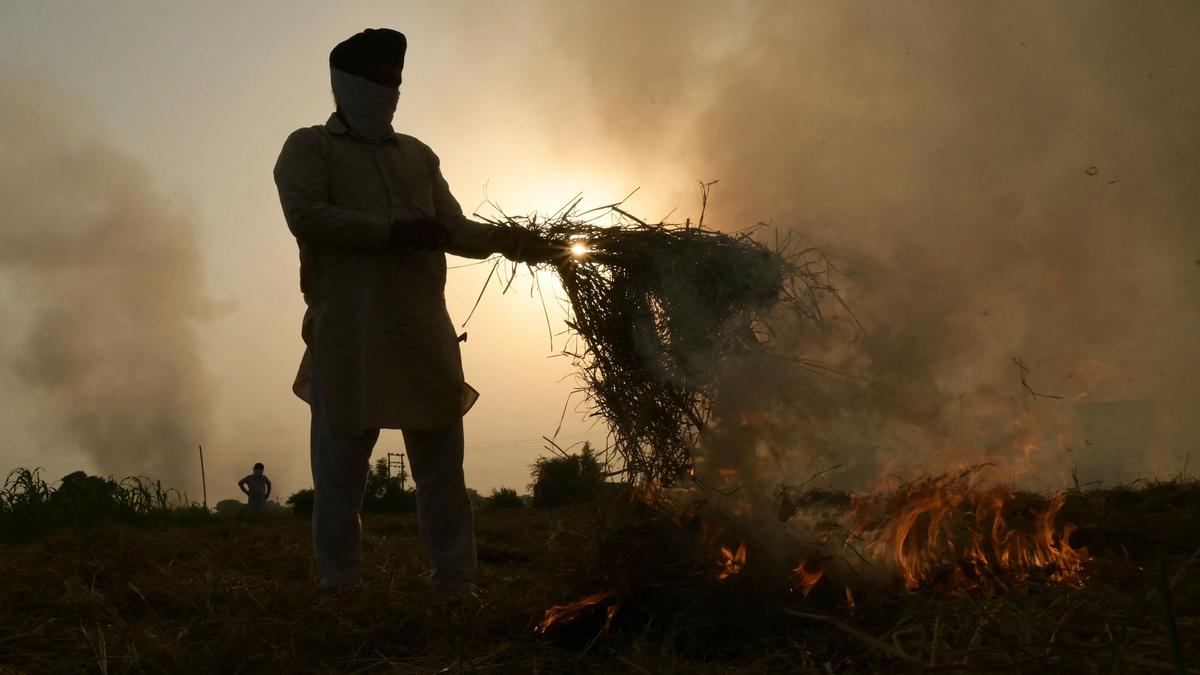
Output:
[0, 0, 638, 502]
[1, 1, 1196, 503]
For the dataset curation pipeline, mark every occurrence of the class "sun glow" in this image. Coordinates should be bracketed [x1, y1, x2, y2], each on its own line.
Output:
[570, 241, 590, 257]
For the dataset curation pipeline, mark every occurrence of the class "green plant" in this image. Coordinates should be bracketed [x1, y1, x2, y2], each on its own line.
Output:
[116, 476, 183, 513]
[1, 467, 53, 516]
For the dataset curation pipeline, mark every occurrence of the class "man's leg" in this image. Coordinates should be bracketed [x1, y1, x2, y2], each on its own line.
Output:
[402, 420, 477, 585]
[310, 373, 379, 588]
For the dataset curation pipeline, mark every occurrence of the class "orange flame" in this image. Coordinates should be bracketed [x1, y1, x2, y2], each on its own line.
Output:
[792, 560, 825, 597]
[537, 591, 615, 633]
[540, 473, 1088, 635]
[846, 474, 1088, 590]
[717, 540, 747, 580]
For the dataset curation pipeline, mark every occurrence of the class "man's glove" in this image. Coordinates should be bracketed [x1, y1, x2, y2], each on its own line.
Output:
[499, 228, 562, 264]
[389, 218, 450, 251]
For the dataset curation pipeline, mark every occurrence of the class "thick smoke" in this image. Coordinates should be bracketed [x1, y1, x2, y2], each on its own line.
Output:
[532, 1, 1200, 489]
[0, 73, 215, 490]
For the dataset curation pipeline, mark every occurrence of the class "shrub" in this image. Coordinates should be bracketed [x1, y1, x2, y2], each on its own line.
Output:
[285, 488, 314, 517]
[1, 468, 53, 518]
[1, 467, 196, 539]
[466, 488, 485, 511]
[285, 458, 416, 517]
[529, 443, 605, 509]
[363, 458, 417, 514]
[486, 487, 525, 510]
[51, 471, 121, 517]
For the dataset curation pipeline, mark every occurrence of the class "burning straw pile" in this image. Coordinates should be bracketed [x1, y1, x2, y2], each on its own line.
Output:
[480, 192, 845, 483]
[464, 198, 1200, 671]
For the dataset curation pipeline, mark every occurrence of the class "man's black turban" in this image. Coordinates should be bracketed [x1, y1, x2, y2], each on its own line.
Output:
[329, 28, 407, 76]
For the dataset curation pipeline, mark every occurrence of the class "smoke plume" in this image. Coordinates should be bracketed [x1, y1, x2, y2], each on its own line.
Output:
[0, 73, 215, 490]
[530, 1, 1200, 488]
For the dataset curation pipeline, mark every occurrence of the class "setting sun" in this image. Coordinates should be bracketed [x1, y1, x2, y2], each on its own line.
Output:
[0, 3, 1196, 671]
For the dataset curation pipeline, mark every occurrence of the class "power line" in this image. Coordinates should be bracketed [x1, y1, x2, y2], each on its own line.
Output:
[386, 451, 407, 490]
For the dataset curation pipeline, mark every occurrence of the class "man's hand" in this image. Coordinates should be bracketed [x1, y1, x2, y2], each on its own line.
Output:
[389, 218, 450, 251]
[499, 228, 564, 264]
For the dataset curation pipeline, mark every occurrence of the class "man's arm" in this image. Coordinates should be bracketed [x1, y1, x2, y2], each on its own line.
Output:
[274, 128, 393, 248]
[238, 477, 250, 496]
[424, 147, 500, 260]
[264, 477, 272, 500]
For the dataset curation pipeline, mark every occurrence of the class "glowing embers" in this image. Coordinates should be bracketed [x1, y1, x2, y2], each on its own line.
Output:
[792, 560, 825, 597]
[716, 540, 747, 580]
[536, 471, 1090, 645]
[537, 590, 619, 634]
[844, 472, 1088, 591]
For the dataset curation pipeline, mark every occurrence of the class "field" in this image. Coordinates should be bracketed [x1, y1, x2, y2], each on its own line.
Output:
[1, 479, 1198, 674]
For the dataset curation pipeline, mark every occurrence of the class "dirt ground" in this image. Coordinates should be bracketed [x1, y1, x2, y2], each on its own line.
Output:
[1, 484, 1197, 673]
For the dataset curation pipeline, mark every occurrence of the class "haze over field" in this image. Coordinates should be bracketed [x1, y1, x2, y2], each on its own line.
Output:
[0, 1, 1196, 502]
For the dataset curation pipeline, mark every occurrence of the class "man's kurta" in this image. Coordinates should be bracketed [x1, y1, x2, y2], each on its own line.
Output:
[274, 114, 495, 434]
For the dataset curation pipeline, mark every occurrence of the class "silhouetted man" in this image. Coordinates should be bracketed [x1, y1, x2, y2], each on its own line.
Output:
[238, 463, 272, 515]
[274, 28, 554, 589]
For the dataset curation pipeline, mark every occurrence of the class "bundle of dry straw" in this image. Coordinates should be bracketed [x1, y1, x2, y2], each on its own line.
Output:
[478, 192, 846, 484]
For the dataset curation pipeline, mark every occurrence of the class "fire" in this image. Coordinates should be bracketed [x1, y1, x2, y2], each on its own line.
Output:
[845, 473, 1088, 590]
[717, 540, 747, 580]
[792, 560, 825, 597]
[536, 591, 615, 633]
[537, 470, 1089, 641]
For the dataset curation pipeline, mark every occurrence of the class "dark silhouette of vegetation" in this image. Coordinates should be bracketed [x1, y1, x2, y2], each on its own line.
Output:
[529, 443, 605, 509]
[0, 467, 202, 540]
[286, 488, 314, 516]
[363, 457, 416, 514]
[217, 496, 287, 516]
[486, 486, 525, 509]
[466, 487, 485, 511]
[288, 459, 416, 517]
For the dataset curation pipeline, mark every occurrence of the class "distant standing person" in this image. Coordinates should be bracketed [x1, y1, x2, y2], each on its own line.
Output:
[238, 463, 272, 515]
[273, 28, 558, 589]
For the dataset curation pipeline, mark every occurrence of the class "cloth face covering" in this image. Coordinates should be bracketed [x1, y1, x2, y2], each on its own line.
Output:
[331, 67, 399, 142]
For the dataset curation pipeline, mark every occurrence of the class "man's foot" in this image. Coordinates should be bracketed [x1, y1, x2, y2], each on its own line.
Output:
[318, 576, 362, 591]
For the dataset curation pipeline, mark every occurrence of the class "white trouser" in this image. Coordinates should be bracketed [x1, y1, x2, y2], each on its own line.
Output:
[310, 370, 477, 587]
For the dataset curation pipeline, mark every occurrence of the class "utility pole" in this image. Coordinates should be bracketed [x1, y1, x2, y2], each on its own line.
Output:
[198, 444, 208, 511]
[387, 451, 407, 490]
